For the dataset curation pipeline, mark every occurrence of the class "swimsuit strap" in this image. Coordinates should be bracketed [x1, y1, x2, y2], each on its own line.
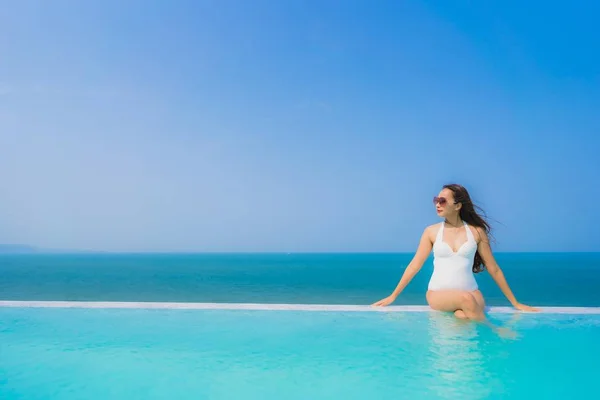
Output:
[436, 222, 445, 243]
[463, 221, 475, 242]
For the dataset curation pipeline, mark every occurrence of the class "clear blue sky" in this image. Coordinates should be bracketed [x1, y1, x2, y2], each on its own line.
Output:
[1, 0, 598, 252]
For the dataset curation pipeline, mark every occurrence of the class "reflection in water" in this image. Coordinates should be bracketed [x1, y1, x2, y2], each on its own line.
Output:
[424, 312, 498, 400]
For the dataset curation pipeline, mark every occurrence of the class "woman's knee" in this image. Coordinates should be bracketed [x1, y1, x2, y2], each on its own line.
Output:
[460, 293, 478, 310]
[471, 290, 486, 309]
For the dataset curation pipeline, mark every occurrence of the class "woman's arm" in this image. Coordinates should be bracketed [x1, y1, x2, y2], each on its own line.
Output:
[372, 227, 433, 306]
[475, 227, 539, 312]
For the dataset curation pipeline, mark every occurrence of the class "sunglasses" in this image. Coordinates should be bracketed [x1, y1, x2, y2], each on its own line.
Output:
[433, 196, 458, 206]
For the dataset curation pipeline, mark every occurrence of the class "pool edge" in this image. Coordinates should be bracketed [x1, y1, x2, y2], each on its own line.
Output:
[1, 301, 599, 314]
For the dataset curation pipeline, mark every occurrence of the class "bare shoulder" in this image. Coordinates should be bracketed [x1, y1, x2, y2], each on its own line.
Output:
[425, 222, 442, 233]
[424, 223, 442, 241]
[468, 224, 489, 243]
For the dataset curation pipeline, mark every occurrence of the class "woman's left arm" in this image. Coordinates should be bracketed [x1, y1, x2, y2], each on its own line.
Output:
[475, 227, 539, 312]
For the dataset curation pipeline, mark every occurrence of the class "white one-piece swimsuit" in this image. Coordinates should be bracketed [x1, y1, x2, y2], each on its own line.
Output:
[428, 221, 479, 292]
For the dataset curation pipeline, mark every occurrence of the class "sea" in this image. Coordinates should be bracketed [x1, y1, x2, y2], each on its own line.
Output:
[1, 252, 598, 306]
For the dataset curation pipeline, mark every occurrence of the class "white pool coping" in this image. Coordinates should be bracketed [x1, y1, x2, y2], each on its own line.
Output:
[1, 301, 599, 314]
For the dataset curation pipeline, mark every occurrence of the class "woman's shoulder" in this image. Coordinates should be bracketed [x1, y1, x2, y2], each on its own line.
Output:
[425, 222, 443, 229]
[420, 223, 442, 244]
[465, 223, 488, 241]
[424, 222, 444, 235]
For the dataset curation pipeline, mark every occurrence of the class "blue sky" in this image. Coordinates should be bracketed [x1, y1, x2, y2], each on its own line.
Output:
[1, 0, 598, 252]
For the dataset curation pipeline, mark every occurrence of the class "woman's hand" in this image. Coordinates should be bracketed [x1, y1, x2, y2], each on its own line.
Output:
[372, 295, 397, 307]
[514, 303, 540, 312]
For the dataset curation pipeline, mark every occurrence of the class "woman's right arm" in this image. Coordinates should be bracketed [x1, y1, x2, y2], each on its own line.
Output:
[372, 227, 433, 306]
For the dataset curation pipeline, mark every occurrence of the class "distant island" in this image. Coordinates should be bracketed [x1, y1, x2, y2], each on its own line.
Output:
[0, 244, 38, 253]
[0, 245, 99, 254]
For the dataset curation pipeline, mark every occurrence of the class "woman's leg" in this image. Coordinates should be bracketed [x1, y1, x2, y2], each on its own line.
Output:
[427, 290, 516, 338]
[426, 290, 486, 321]
[454, 290, 486, 319]
[470, 289, 486, 311]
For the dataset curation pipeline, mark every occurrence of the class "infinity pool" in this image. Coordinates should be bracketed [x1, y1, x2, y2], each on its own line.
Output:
[1, 305, 598, 399]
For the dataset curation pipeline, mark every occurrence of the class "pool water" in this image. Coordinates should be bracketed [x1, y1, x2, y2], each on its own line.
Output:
[1, 307, 598, 399]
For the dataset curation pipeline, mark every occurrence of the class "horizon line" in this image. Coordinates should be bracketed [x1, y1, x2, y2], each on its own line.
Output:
[1, 250, 599, 255]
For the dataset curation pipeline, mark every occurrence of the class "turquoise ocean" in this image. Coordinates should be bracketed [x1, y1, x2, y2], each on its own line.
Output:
[1, 252, 599, 306]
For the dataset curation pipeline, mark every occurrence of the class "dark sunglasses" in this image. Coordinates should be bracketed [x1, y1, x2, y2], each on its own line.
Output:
[433, 196, 457, 206]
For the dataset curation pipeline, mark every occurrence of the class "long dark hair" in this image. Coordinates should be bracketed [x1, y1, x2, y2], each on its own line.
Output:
[443, 184, 492, 273]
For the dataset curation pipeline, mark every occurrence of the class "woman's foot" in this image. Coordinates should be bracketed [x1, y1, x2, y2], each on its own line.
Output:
[494, 326, 518, 340]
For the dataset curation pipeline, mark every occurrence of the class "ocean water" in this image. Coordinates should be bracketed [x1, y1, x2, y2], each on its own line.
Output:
[1, 253, 599, 306]
[1, 307, 599, 400]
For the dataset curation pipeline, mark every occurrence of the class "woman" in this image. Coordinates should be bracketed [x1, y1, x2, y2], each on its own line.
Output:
[372, 184, 538, 320]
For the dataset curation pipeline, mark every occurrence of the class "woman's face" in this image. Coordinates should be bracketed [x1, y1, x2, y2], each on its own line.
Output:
[433, 188, 459, 218]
